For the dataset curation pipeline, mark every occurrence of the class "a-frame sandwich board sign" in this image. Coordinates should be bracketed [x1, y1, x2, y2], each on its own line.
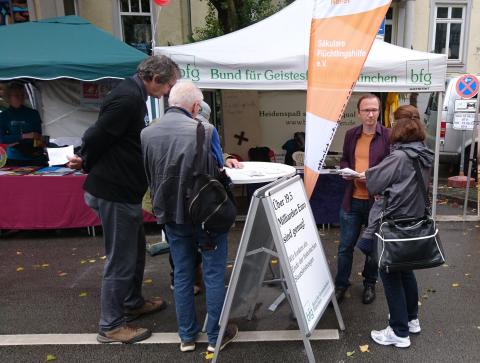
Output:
[212, 175, 345, 363]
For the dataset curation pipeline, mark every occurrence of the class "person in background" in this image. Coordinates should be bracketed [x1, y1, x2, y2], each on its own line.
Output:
[282, 131, 305, 166]
[195, 100, 242, 169]
[357, 105, 433, 348]
[0, 82, 47, 166]
[67, 55, 180, 344]
[141, 81, 238, 353]
[334, 93, 390, 305]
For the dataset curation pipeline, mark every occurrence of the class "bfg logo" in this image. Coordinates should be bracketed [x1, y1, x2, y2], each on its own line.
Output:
[407, 60, 432, 86]
[180, 64, 200, 82]
[170, 55, 200, 82]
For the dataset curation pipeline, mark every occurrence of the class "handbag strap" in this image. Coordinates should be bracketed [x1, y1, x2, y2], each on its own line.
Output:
[380, 150, 431, 217]
[401, 150, 432, 214]
[192, 120, 206, 176]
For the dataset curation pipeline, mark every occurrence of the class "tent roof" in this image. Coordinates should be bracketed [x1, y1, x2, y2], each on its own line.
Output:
[0, 16, 148, 81]
[155, 0, 446, 92]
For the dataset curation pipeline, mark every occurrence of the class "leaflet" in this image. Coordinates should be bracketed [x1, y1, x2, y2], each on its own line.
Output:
[329, 167, 361, 178]
[47, 145, 74, 166]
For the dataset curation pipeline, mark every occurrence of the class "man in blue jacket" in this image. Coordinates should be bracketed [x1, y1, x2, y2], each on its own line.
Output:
[67, 55, 180, 344]
[334, 94, 390, 305]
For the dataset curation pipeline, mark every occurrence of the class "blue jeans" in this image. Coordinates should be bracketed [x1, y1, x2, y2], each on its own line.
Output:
[335, 198, 378, 289]
[165, 223, 228, 345]
[380, 270, 418, 337]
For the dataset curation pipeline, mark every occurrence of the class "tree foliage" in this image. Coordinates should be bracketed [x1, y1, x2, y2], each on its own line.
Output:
[194, 0, 294, 41]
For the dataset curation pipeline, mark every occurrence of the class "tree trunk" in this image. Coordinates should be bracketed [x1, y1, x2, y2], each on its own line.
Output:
[210, 0, 239, 33]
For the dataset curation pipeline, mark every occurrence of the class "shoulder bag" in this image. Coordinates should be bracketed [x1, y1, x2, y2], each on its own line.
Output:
[374, 151, 446, 273]
[188, 121, 237, 238]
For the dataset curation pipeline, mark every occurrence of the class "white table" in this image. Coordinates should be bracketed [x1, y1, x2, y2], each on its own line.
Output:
[225, 161, 296, 184]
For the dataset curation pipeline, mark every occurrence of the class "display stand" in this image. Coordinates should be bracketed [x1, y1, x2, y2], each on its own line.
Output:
[212, 175, 344, 363]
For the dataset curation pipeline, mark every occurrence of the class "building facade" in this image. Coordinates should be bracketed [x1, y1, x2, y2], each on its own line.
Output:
[384, 0, 479, 76]
[9, 0, 209, 54]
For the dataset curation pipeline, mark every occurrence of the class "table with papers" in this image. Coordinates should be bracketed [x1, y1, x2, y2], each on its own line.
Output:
[0, 172, 155, 230]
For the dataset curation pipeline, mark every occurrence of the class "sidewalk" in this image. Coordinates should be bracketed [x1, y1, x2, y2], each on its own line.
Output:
[436, 178, 478, 208]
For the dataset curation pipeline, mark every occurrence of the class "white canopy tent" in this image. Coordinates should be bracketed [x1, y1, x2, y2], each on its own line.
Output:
[155, 0, 452, 219]
[155, 0, 446, 92]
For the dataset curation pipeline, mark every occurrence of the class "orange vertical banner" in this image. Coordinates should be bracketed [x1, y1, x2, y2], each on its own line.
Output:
[305, 0, 391, 198]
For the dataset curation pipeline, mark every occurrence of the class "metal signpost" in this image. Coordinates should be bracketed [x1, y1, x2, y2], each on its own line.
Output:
[464, 93, 480, 218]
[212, 175, 344, 363]
[455, 75, 479, 218]
[453, 99, 476, 176]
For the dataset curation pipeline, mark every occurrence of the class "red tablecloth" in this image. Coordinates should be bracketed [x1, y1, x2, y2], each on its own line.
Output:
[0, 175, 156, 229]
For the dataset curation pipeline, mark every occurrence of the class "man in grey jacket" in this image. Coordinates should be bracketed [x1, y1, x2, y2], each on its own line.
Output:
[141, 81, 237, 353]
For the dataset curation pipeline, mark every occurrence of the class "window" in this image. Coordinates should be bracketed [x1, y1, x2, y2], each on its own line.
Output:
[384, 7, 397, 44]
[119, 0, 153, 55]
[431, 3, 468, 64]
[0, 0, 29, 26]
[63, 0, 77, 16]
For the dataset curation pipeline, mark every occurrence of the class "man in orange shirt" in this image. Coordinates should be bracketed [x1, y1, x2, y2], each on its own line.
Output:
[334, 94, 390, 305]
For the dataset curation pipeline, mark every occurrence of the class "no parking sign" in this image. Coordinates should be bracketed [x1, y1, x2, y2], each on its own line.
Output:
[455, 74, 479, 99]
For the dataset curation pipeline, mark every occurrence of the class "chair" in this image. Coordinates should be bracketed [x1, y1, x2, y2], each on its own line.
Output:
[291, 151, 304, 166]
[248, 146, 274, 162]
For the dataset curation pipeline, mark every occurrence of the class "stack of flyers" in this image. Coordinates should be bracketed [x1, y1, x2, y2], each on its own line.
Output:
[0, 166, 40, 175]
[33, 166, 75, 176]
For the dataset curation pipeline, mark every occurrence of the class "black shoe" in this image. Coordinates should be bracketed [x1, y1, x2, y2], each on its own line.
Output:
[362, 284, 376, 304]
[335, 288, 347, 304]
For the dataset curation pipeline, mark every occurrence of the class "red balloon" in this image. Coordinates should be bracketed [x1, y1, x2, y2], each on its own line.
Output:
[153, 0, 170, 5]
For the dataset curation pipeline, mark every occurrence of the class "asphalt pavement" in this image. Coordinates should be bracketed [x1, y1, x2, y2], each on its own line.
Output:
[1, 219, 479, 363]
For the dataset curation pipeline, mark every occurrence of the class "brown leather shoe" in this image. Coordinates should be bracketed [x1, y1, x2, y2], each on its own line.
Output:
[97, 325, 151, 344]
[125, 297, 167, 322]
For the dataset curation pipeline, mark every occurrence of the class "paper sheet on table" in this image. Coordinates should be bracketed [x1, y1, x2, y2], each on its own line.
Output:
[47, 145, 74, 166]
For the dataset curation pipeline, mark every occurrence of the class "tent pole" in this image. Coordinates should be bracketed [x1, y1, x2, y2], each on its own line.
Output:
[432, 91, 443, 219]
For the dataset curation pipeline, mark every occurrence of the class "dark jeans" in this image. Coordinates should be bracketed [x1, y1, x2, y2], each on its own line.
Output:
[84, 192, 146, 332]
[380, 270, 419, 337]
[335, 198, 378, 289]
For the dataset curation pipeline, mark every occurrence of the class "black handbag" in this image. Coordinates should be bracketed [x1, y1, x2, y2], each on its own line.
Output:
[188, 120, 236, 237]
[374, 151, 446, 273]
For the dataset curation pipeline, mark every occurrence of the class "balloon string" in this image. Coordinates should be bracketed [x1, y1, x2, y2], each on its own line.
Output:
[152, 5, 162, 51]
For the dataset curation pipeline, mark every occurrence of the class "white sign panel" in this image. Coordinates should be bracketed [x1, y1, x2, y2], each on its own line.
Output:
[268, 178, 334, 332]
[454, 99, 477, 113]
[453, 112, 475, 130]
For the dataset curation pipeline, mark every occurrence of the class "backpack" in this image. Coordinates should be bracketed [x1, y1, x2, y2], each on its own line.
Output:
[188, 121, 236, 236]
[189, 170, 236, 234]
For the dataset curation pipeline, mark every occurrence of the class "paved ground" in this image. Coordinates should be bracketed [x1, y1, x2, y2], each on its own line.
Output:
[1, 217, 479, 363]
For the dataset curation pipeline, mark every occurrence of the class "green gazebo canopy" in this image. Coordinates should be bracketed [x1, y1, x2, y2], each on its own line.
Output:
[0, 16, 147, 81]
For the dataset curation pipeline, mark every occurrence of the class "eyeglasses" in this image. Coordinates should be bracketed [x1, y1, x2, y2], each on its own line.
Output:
[359, 109, 379, 114]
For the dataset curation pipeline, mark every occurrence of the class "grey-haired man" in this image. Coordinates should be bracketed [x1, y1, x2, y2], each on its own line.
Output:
[67, 55, 180, 343]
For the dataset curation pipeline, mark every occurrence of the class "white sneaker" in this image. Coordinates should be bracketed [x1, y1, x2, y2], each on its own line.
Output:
[408, 319, 421, 334]
[371, 326, 411, 348]
[387, 314, 421, 334]
[180, 341, 195, 352]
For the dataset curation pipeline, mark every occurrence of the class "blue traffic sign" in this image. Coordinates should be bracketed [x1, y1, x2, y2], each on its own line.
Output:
[456, 74, 479, 99]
